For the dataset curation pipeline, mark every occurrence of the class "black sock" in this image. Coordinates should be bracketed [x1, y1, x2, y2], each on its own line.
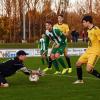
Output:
[48, 57, 52, 68]
[90, 69, 100, 78]
[65, 56, 71, 68]
[76, 67, 83, 80]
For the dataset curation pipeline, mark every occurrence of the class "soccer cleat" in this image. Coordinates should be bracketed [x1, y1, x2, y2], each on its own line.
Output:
[0, 83, 9, 88]
[43, 67, 52, 72]
[68, 68, 72, 73]
[73, 80, 84, 84]
[54, 71, 61, 75]
[62, 68, 68, 74]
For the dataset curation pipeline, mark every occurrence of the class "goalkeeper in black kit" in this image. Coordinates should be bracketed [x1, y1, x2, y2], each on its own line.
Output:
[0, 50, 43, 88]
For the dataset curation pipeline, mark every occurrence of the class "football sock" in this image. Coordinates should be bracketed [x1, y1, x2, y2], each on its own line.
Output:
[46, 57, 49, 65]
[52, 59, 60, 71]
[48, 56, 52, 68]
[76, 67, 83, 80]
[41, 58, 44, 65]
[57, 57, 66, 68]
[65, 56, 71, 68]
[90, 69, 100, 78]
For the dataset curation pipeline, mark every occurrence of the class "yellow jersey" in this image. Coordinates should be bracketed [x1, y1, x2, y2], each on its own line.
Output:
[53, 23, 69, 36]
[86, 26, 100, 55]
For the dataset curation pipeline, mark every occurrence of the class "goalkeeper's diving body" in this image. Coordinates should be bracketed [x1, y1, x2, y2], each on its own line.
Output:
[44, 20, 68, 74]
[0, 50, 43, 88]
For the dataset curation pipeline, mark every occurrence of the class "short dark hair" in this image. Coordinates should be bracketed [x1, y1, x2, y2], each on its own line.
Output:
[82, 15, 93, 23]
[16, 50, 28, 56]
[58, 14, 64, 18]
[46, 20, 53, 25]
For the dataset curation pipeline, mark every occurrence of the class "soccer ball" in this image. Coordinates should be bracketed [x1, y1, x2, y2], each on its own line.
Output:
[29, 74, 39, 82]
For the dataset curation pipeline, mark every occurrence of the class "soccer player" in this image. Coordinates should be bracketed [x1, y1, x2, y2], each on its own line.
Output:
[53, 14, 72, 73]
[45, 20, 68, 74]
[39, 34, 48, 65]
[74, 15, 100, 84]
[0, 50, 43, 87]
[44, 15, 72, 73]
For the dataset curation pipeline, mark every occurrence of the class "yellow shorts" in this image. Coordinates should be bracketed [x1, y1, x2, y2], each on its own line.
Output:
[78, 52, 99, 67]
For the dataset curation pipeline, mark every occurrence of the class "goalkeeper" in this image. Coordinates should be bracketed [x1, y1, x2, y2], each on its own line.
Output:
[0, 50, 42, 88]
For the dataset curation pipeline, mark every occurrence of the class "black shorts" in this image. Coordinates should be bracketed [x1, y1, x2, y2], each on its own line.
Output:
[0, 73, 7, 84]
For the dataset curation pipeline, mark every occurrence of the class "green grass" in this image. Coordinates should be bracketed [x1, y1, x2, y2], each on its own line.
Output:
[0, 42, 87, 48]
[0, 43, 34, 49]
[0, 56, 100, 100]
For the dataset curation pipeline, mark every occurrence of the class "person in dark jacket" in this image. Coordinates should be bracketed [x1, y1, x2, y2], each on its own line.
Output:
[0, 50, 42, 88]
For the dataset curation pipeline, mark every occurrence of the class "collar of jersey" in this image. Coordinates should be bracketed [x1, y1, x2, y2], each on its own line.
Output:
[58, 23, 63, 25]
[88, 25, 95, 30]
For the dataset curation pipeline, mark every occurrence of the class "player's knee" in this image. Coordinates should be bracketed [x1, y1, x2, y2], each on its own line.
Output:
[76, 62, 82, 68]
[42, 55, 46, 59]
[50, 54, 55, 60]
[55, 53, 60, 59]
[86, 65, 93, 73]
[41, 55, 44, 59]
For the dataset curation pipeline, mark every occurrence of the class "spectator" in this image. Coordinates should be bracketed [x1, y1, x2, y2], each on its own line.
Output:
[71, 29, 79, 43]
[74, 31, 79, 42]
[81, 30, 88, 43]
[71, 29, 76, 42]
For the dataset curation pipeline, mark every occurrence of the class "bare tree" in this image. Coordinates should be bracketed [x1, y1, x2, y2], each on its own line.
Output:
[88, 0, 93, 15]
[94, 0, 100, 15]
[4, 0, 12, 42]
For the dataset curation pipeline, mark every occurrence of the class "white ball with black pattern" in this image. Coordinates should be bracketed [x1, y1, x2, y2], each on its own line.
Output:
[29, 74, 39, 82]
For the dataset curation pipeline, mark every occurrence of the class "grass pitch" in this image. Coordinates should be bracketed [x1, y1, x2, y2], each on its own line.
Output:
[0, 56, 100, 100]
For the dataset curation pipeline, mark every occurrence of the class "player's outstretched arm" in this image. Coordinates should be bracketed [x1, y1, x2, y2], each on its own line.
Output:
[20, 67, 45, 76]
[20, 67, 32, 75]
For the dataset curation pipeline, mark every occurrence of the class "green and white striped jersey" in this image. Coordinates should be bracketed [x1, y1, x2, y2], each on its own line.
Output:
[45, 29, 66, 49]
[39, 38, 46, 51]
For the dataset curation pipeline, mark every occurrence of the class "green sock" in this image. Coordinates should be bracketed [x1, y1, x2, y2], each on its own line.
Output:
[46, 57, 49, 65]
[41, 58, 44, 65]
[52, 59, 60, 71]
[57, 57, 66, 68]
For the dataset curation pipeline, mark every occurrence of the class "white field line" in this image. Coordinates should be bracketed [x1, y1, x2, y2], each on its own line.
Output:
[45, 74, 100, 80]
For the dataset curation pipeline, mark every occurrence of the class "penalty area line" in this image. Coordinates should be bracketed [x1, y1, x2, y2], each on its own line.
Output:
[45, 74, 100, 80]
